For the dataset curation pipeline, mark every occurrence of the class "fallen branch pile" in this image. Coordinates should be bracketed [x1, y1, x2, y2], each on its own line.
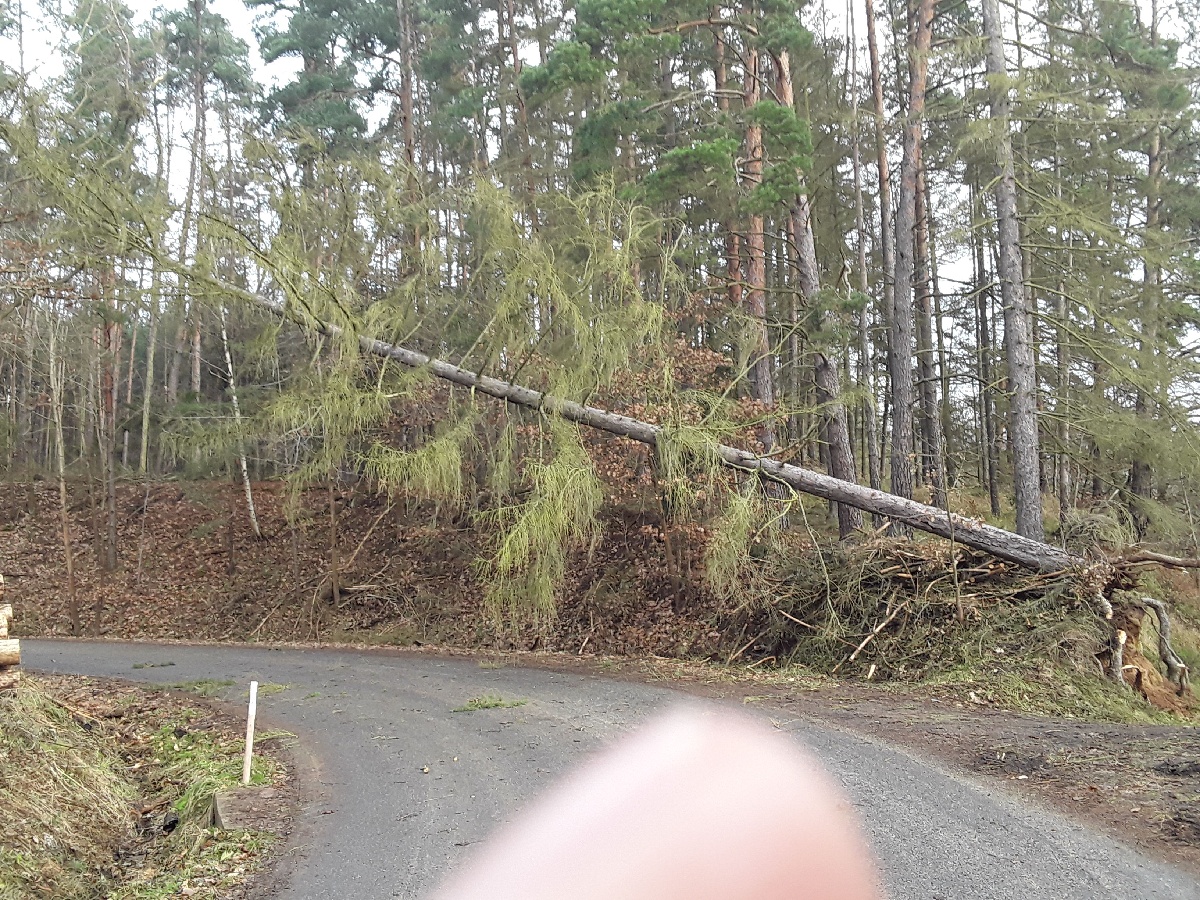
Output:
[744, 540, 1085, 673]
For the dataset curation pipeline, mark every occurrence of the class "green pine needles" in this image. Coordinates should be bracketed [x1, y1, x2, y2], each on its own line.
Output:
[479, 421, 604, 629]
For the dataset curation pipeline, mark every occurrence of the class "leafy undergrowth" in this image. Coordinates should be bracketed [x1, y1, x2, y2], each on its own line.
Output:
[0, 676, 291, 900]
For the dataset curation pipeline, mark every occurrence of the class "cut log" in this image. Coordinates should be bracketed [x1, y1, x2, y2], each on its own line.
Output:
[0, 670, 20, 692]
[254, 296, 1084, 573]
[0, 638, 20, 667]
[0, 603, 11, 638]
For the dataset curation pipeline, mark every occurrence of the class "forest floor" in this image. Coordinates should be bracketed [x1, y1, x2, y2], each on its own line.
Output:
[1, 672, 296, 900]
[2, 477, 1198, 876]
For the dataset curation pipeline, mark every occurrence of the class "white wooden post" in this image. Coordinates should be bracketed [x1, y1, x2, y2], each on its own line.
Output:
[242, 681, 259, 785]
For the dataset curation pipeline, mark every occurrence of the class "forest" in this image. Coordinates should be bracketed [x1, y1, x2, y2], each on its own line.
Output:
[0, 0, 1198, 707]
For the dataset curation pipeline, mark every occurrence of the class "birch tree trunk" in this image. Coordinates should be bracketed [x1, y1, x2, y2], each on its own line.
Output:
[219, 305, 262, 538]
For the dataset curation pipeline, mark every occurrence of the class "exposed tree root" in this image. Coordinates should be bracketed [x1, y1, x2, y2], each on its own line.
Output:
[1141, 596, 1191, 695]
[1110, 629, 1128, 687]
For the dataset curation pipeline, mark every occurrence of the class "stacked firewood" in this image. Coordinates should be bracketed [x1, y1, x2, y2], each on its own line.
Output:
[0, 576, 18, 691]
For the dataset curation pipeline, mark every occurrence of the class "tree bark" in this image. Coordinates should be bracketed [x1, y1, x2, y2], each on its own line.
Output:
[973, 185, 1002, 516]
[140, 267, 160, 473]
[48, 320, 79, 635]
[849, 7, 883, 503]
[914, 164, 945, 506]
[887, 0, 932, 523]
[714, 25, 743, 318]
[741, 37, 775, 450]
[1131, 122, 1161, 538]
[982, 0, 1043, 540]
[219, 305, 262, 538]
[775, 49, 862, 537]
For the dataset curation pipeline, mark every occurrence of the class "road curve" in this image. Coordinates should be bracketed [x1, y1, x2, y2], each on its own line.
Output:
[26, 640, 1197, 900]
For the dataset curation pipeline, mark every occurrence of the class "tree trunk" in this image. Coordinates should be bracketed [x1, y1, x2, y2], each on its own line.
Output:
[329, 474, 341, 609]
[48, 321, 79, 635]
[121, 314, 137, 468]
[189, 321, 202, 398]
[914, 164, 945, 506]
[714, 26, 743, 318]
[865, 0, 896, 499]
[141, 262, 161, 473]
[775, 49, 862, 537]
[925, 171, 955, 489]
[742, 37, 775, 450]
[219, 305, 262, 539]
[973, 185, 1002, 516]
[849, 7, 883, 502]
[1130, 121, 1161, 538]
[887, 0, 933, 526]
[982, 0, 1043, 540]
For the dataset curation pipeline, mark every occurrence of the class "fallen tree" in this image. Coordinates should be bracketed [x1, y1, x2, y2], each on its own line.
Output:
[217, 292, 1195, 695]
[272, 300, 1078, 571]
[357, 335, 1087, 572]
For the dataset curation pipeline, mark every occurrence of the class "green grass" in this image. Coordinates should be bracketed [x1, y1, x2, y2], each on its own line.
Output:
[452, 694, 528, 712]
[110, 713, 279, 900]
[0, 681, 283, 900]
[0, 680, 135, 900]
[163, 679, 236, 698]
[152, 712, 274, 821]
[253, 683, 289, 697]
[923, 661, 1186, 724]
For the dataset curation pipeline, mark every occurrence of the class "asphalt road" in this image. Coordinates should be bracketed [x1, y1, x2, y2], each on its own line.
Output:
[26, 640, 1199, 900]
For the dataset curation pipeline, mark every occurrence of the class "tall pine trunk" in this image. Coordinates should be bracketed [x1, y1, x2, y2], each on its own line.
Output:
[865, 0, 896, 490]
[981, 0, 1043, 540]
[741, 33, 776, 450]
[776, 49, 861, 537]
[914, 165, 945, 505]
[48, 320, 79, 634]
[887, 0, 933, 529]
[850, 65, 883, 501]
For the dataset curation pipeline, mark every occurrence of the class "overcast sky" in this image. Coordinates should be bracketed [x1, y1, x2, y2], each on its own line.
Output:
[9, 0, 283, 88]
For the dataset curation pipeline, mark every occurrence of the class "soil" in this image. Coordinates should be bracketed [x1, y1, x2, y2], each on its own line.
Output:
[780, 684, 1200, 877]
[0, 480, 723, 658]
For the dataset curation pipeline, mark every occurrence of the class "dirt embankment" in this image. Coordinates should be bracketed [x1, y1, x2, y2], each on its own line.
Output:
[1, 479, 723, 655]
